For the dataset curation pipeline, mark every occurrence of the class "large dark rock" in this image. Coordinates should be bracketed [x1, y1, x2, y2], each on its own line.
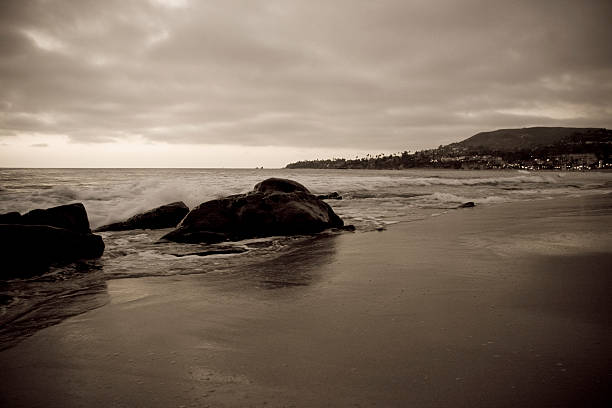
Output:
[20, 203, 91, 233]
[0, 212, 21, 224]
[0, 224, 105, 278]
[162, 178, 344, 244]
[0, 202, 104, 277]
[95, 201, 189, 232]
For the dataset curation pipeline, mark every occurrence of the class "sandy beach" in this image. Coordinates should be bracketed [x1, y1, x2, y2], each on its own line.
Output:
[1, 194, 611, 407]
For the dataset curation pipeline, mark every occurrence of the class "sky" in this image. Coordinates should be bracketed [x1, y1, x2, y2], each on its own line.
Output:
[0, 0, 611, 168]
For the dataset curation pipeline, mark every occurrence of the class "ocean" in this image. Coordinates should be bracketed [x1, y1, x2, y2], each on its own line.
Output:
[1, 168, 611, 349]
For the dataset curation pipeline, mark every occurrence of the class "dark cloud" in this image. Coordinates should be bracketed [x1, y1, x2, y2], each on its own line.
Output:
[0, 0, 611, 151]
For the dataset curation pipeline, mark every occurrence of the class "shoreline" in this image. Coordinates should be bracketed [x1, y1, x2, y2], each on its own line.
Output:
[2, 166, 611, 172]
[1, 194, 611, 407]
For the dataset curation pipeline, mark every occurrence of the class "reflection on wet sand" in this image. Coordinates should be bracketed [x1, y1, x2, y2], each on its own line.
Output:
[0, 260, 109, 351]
[0, 232, 339, 351]
[243, 234, 339, 290]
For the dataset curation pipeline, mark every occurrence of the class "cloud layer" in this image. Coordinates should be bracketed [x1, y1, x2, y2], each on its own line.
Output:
[1, 0, 611, 153]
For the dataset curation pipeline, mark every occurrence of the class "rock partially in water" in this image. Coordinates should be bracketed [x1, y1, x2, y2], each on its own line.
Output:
[317, 192, 342, 200]
[0, 212, 21, 224]
[0, 224, 105, 278]
[95, 201, 189, 232]
[162, 178, 344, 244]
[0, 203, 104, 277]
[458, 202, 476, 208]
[253, 178, 310, 194]
[19, 203, 92, 233]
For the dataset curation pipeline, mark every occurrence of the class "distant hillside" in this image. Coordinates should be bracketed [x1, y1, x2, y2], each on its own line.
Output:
[452, 127, 603, 151]
[285, 127, 612, 170]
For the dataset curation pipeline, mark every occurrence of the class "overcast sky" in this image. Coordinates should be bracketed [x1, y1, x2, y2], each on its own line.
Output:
[1, 0, 611, 167]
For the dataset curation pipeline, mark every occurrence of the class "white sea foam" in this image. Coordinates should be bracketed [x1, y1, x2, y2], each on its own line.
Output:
[427, 192, 509, 205]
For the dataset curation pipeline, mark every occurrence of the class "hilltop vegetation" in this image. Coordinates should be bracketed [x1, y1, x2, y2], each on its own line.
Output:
[286, 127, 612, 170]
[454, 127, 593, 151]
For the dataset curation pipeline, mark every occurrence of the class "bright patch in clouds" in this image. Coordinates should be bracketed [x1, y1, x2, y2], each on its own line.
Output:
[22, 30, 67, 52]
[150, 0, 189, 9]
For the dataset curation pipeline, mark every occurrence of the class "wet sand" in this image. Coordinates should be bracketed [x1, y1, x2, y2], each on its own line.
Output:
[1, 195, 611, 407]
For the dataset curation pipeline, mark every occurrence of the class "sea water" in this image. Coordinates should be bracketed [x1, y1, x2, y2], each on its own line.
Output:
[1, 168, 611, 348]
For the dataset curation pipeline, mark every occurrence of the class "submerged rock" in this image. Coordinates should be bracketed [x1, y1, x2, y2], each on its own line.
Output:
[95, 201, 189, 232]
[458, 202, 476, 208]
[317, 192, 342, 200]
[171, 247, 248, 257]
[19, 203, 91, 233]
[162, 178, 344, 244]
[0, 224, 105, 278]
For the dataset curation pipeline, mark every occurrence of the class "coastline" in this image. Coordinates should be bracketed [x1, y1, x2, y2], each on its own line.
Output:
[1, 194, 611, 407]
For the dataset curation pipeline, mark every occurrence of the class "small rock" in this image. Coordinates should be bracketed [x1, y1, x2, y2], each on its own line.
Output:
[253, 178, 310, 194]
[458, 202, 475, 208]
[316, 192, 342, 200]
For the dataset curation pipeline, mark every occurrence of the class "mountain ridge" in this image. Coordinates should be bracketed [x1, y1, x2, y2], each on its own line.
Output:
[285, 127, 612, 170]
[451, 127, 606, 151]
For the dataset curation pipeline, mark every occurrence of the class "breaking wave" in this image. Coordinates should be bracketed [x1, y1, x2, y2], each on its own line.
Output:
[426, 192, 509, 205]
[1, 168, 610, 230]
